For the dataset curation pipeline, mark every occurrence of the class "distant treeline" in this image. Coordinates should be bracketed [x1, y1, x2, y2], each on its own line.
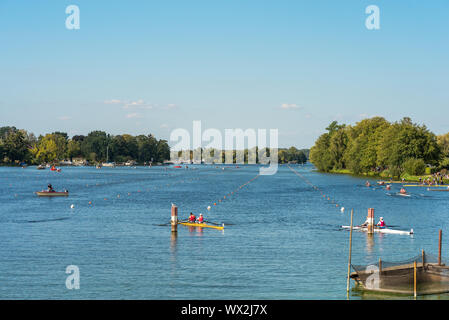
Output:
[171, 147, 308, 164]
[0, 126, 170, 165]
[309, 117, 449, 178]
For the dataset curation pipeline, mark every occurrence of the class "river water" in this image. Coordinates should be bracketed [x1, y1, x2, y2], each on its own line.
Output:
[0, 164, 448, 299]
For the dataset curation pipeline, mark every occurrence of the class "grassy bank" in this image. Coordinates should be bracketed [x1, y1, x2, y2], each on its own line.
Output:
[326, 168, 448, 184]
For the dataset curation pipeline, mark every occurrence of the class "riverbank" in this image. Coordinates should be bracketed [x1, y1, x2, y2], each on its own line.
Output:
[327, 168, 449, 184]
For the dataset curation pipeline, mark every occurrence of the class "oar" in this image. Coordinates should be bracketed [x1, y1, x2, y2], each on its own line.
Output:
[203, 220, 222, 226]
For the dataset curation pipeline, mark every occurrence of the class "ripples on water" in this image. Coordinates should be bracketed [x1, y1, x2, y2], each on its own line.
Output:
[0, 164, 448, 299]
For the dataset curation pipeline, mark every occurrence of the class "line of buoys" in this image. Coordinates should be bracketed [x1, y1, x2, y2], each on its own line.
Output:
[205, 174, 260, 213]
[288, 165, 345, 213]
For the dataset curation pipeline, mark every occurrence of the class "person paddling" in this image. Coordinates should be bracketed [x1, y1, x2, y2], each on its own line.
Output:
[47, 184, 55, 192]
[400, 188, 407, 194]
[377, 217, 386, 228]
[188, 212, 196, 223]
[197, 213, 204, 223]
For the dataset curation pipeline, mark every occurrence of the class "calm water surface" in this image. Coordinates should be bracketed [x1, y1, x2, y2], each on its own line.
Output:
[1, 164, 448, 299]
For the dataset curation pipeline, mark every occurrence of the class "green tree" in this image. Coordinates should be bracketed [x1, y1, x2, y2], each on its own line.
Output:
[344, 117, 390, 174]
[403, 158, 426, 176]
[377, 117, 440, 168]
[35, 134, 59, 163]
[67, 139, 82, 160]
[2, 128, 31, 162]
[81, 131, 110, 162]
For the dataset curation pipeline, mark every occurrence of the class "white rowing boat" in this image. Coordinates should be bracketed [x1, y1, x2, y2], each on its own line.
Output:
[341, 225, 413, 235]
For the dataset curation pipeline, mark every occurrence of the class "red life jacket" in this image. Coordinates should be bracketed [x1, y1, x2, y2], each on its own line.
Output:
[198, 216, 204, 223]
[379, 220, 385, 227]
[189, 215, 196, 222]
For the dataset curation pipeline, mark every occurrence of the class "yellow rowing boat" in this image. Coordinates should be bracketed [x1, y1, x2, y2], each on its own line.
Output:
[178, 222, 224, 230]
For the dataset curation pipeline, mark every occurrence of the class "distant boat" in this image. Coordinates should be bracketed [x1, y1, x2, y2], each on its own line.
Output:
[102, 162, 116, 168]
[35, 190, 69, 197]
[37, 165, 45, 170]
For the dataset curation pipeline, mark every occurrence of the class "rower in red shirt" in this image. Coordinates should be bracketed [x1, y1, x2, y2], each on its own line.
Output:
[197, 213, 204, 223]
[188, 212, 196, 222]
[376, 217, 386, 228]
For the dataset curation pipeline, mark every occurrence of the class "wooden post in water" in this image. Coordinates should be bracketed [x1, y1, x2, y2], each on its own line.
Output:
[414, 260, 417, 298]
[346, 209, 354, 293]
[367, 208, 375, 234]
[438, 229, 442, 266]
[422, 249, 425, 268]
[171, 204, 178, 233]
[378, 258, 382, 274]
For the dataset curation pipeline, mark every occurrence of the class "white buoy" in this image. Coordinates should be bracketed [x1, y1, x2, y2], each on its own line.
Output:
[207, 206, 211, 211]
[341, 207, 345, 213]
[70, 204, 75, 209]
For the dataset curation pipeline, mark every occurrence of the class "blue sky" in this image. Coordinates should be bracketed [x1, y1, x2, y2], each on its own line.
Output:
[0, 0, 448, 148]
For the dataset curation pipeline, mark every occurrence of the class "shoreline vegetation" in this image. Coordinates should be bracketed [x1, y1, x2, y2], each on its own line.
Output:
[0, 126, 309, 167]
[309, 117, 449, 184]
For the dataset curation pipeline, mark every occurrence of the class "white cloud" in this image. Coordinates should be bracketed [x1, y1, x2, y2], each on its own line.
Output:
[124, 99, 153, 110]
[280, 103, 301, 110]
[104, 98, 153, 109]
[163, 103, 177, 110]
[126, 113, 143, 119]
[104, 99, 122, 104]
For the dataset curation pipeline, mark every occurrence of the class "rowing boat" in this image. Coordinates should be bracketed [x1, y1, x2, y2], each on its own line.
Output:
[427, 188, 449, 192]
[397, 193, 411, 197]
[178, 222, 224, 230]
[341, 225, 413, 235]
[404, 184, 448, 187]
[35, 191, 69, 197]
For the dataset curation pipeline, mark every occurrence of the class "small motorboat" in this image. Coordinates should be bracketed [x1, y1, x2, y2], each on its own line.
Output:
[35, 190, 69, 197]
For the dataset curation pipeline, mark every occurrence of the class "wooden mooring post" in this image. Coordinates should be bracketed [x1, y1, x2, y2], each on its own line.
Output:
[367, 208, 375, 234]
[346, 209, 354, 293]
[414, 260, 417, 298]
[438, 229, 442, 266]
[171, 204, 178, 233]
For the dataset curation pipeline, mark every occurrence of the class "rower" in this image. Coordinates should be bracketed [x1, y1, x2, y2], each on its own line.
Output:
[376, 217, 386, 228]
[197, 213, 204, 223]
[47, 184, 55, 192]
[188, 212, 196, 223]
[386, 184, 391, 190]
[400, 188, 407, 194]
[365, 181, 371, 187]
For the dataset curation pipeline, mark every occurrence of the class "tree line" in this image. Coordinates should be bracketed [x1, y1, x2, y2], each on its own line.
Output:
[0, 126, 170, 165]
[309, 117, 449, 178]
[171, 146, 308, 164]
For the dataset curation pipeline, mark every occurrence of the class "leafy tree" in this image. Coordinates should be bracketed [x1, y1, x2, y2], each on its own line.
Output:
[67, 139, 82, 160]
[2, 128, 30, 162]
[403, 158, 426, 176]
[377, 118, 440, 168]
[81, 131, 110, 162]
[35, 134, 59, 163]
[437, 133, 449, 157]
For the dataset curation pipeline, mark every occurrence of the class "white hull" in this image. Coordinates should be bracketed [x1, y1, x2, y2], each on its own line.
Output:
[341, 225, 413, 235]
